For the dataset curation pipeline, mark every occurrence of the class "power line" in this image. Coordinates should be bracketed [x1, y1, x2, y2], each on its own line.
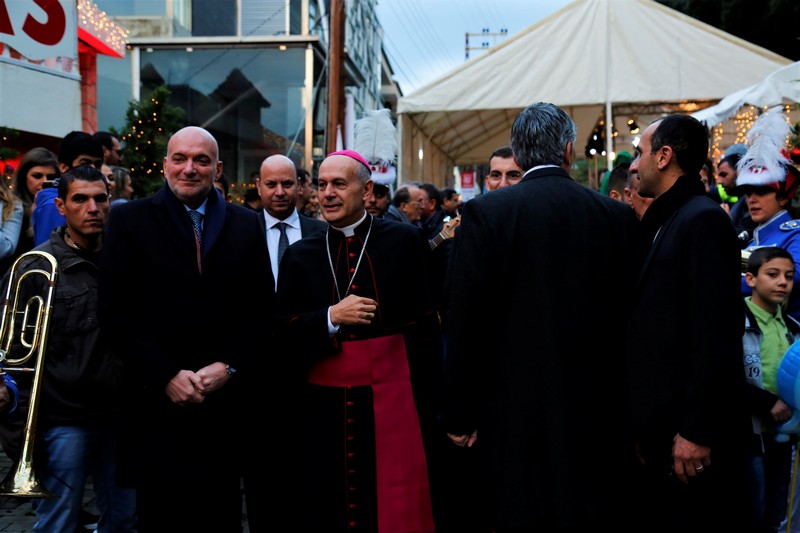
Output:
[385, 1, 454, 75]
[405, 0, 459, 70]
[381, 33, 424, 92]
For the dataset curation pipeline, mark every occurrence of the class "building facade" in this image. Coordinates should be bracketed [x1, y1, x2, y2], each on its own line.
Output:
[95, 0, 400, 184]
[0, 0, 127, 161]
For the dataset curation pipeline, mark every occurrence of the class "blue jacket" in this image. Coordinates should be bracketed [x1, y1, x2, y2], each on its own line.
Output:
[0, 371, 18, 415]
[743, 210, 800, 322]
[31, 187, 65, 247]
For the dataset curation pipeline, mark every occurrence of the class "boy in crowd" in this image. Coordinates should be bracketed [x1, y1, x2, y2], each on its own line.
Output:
[743, 246, 800, 532]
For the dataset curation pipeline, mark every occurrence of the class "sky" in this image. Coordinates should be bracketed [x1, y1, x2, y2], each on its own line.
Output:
[375, 0, 573, 95]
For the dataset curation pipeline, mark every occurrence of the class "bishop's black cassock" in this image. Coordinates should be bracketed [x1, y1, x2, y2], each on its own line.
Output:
[276, 214, 443, 533]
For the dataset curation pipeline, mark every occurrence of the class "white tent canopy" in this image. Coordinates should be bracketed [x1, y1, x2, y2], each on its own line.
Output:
[692, 61, 800, 126]
[397, 0, 791, 187]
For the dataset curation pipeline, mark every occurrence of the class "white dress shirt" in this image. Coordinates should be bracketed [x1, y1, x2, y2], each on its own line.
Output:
[263, 208, 302, 289]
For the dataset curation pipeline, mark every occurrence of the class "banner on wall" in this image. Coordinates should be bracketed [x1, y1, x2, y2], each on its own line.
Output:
[460, 169, 476, 202]
[0, 0, 77, 60]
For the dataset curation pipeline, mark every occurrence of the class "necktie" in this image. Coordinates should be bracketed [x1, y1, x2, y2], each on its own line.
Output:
[189, 210, 204, 249]
[276, 222, 289, 264]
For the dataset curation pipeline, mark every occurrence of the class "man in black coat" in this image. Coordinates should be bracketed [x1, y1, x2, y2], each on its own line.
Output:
[99, 126, 272, 532]
[444, 102, 639, 531]
[627, 114, 752, 531]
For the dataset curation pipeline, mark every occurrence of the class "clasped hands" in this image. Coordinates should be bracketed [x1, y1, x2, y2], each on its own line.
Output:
[165, 362, 231, 405]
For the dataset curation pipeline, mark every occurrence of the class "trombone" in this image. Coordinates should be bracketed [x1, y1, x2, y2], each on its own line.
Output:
[0, 250, 59, 498]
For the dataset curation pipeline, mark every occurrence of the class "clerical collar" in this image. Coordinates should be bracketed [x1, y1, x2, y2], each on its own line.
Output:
[329, 211, 368, 237]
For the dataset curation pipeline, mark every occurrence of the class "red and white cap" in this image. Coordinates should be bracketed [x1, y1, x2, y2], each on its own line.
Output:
[737, 107, 799, 197]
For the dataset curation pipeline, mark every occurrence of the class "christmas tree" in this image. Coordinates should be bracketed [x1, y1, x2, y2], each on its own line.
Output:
[112, 86, 185, 198]
[0, 126, 19, 162]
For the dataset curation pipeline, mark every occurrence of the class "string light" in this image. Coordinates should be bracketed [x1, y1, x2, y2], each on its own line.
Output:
[77, 0, 128, 58]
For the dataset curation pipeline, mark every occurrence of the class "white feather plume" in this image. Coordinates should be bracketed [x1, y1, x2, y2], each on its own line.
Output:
[354, 108, 397, 163]
[737, 107, 791, 187]
[353, 108, 398, 187]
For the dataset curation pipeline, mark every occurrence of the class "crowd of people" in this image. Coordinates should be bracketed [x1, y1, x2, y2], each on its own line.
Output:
[0, 102, 800, 533]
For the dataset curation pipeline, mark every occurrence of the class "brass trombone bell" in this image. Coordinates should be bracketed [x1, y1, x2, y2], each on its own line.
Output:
[0, 251, 59, 498]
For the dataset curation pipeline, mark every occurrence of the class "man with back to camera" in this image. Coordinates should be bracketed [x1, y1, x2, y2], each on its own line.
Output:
[444, 102, 638, 531]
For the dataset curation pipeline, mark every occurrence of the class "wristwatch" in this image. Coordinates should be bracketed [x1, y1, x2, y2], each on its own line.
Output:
[225, 364, 237, 376]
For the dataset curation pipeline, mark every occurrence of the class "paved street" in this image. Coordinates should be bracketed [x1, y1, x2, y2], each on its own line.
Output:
[0, 447, 98, 532]
[0, 451, 250, 532]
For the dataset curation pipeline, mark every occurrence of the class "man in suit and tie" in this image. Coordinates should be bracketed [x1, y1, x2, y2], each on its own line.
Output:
[256, 154, 326, 289]
[99, 126, 272, 532]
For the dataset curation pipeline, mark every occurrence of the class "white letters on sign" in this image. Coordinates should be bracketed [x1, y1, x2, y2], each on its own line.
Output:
[0, 0, 77, 60]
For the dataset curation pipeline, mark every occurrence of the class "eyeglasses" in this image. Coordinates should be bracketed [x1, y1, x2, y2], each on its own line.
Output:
[488, 171, 522, 180]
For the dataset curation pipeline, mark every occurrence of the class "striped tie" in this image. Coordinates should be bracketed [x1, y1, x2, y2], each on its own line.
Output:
[189, 210, 204, 249]
[276, 222, 289, 264]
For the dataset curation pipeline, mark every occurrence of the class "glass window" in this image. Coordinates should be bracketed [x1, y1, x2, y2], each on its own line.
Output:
[242, 0, 289, 37]
[138, 47, 309, 182]
[97, 54, 133, 133]
[192, 0, 236, 37]
[94, 0, 166, 17]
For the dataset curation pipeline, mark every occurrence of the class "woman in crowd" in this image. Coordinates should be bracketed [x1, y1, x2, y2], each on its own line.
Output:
[1, 147, 59, 274]
[110, 166, 134, 206]
[0, 174, 23, 266]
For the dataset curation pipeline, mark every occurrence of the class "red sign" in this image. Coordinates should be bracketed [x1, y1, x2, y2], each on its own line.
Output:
[461, 170, 475, 189]
[460, 169, 476, 201]
[0, 0, 76, 60]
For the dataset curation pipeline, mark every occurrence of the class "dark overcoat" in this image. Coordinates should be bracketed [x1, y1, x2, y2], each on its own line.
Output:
[626, 175, 752, 530]
[98, 184, 272, 488]
[444, 166, 639, 530]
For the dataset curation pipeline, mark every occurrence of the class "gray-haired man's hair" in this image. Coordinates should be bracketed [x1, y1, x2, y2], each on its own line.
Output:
[511, 102, 576, 170]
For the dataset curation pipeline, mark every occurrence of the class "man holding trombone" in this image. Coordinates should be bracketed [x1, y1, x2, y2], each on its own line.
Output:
[0, 165, 136, 531]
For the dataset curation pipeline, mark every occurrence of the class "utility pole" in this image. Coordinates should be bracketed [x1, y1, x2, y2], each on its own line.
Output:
[465, 27, 508, 60]
[326, 0, 345, 154]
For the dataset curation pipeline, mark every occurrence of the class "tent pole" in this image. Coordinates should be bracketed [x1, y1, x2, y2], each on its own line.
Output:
[605, 101, 613, 171]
